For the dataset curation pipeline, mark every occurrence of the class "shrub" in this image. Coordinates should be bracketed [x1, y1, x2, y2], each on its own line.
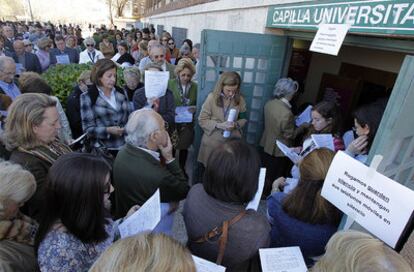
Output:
[42, 63, 125, 108]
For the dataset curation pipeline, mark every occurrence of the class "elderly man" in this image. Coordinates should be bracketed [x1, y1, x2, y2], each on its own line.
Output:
[10, 40, 41, 74]
[138, 39, 159, 73]
[79, 37, 104, 64]
[49, 35, 79, 65]
[0, 56, 20, 100]
[147, 44, 175, 79]
[113, 109, 189, 234]
[2, 26, 15, 53]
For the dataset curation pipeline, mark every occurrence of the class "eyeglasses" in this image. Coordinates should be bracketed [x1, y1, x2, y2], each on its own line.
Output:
[103, 182, 112, 194]
[86, 44, 94, 47]
[25, 44, 32, 47]
[168, 42, 174, 45]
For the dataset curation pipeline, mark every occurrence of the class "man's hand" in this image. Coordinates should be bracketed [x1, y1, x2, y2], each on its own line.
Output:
[158, 132, 173, 162]
[107, 126, 124, 137]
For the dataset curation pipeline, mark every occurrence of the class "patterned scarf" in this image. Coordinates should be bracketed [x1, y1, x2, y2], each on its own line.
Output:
[17, 140, 72, 164]
[0, 212, 38, 246]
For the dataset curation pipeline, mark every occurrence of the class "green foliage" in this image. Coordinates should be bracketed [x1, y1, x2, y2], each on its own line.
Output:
[42, 63, 125, 107]
[42, 64, 91, 107]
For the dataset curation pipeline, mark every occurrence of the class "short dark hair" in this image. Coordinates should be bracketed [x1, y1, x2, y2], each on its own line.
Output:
[35, 153, 111, 250]
[203, 139, 260, 204]
[142, 28, 150, 34]
[182, 39, 193, 51]
[353, 102, 385, 150]
[118, 41, 128, 51]
[91, 58, 117, 87]
[54, 35, 65, 42]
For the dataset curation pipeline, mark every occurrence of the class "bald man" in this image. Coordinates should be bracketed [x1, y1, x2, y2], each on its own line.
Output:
[2, 26, 15, 53]
[10, 40, 41, 74]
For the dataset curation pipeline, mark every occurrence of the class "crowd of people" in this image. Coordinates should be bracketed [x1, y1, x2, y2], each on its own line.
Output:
[0, 20, 412, 272]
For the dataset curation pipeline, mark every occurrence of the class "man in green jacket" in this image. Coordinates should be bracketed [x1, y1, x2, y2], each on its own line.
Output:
[113, 108, 189, 234]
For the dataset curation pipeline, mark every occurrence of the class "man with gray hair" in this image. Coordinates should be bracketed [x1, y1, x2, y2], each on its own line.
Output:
[79, 37, 104, 64]
[0, 56, 20, 101]
[113, 108, 189, 234]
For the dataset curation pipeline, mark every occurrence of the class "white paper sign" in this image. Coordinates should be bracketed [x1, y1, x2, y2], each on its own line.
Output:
[311, 134, 334, 151]
[175, 106, 193, 123]
[118, 189, 161, 238]
[295, 105, 312, 127]
[259, 247, 307, 272]
[276, 140, 300, 164]
[310, 24, 350, 56]
[144, 71, 169, 99]
[56, 54, 70, 64]
[246, 168, 266, 211]
[321, 151, 414, 247]
[192, 255, 226, 272]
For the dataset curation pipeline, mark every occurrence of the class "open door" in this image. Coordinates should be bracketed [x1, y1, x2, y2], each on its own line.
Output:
[194, 29, 289, 155]
[348, 56, 414, 263]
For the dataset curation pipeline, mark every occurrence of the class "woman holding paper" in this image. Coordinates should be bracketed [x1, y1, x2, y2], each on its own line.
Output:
[184, 139, 270, 271]
[260, 77, 307, 197]
[35, 153, 138, 272]
[168, 58, 198, 173]
[80, 59, 130, 153]
[197, 71, 247, 167]
[267, 148, 341, 265]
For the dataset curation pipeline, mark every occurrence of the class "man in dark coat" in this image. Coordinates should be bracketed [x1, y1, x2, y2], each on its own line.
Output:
[49, 35, 79, 65]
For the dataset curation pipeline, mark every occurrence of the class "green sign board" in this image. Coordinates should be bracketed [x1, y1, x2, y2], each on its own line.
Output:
[266, 0, 414, 36]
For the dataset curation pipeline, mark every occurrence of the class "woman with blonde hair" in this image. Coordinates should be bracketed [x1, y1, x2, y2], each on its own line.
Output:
[90, 233, 196, 272]
[168, 58, 198, 173]
[311, 230, 412, 272]
[0, 160, 38, 271]
[35, 37, 52, 72]
[267, 148, 341, 265]
[4, 93, 72, 221]
[197, 71, 247, 169]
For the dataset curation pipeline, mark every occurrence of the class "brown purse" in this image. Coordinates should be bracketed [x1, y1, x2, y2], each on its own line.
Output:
[192, 210, 247, 265]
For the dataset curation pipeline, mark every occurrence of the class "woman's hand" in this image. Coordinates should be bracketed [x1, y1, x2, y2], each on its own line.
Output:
[347, 135, 369, 155]
[216, 121, 236, 130]
[125, 205, 140, 219]
[271, 177, 287, 194]
[107, 126, 125, 137]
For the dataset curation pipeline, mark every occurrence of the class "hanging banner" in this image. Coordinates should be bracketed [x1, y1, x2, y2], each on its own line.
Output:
[266, 0, 414, 36]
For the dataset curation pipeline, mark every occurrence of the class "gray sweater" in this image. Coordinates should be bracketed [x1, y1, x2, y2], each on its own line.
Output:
[183, 184, 271, 271]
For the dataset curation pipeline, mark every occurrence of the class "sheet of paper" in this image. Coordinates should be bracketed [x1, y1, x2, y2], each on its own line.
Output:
[321, 151, 414, 247]
[69, 132, 88, 146]
[276, 140, 300, 164]
[310, 24, 350, 56]
[56, 54, 70, 64]
[259, 247, 307, 272]
[283, 178, 299, 194]
[118, 189, 161, 238]
[311, 134, 334, 151]
[175, 106, 193, 123]
[246, 168, 266, 211]
[144, 70, 169, 99]
[295, 105, 312, 127]
[192, 255, 226, 272]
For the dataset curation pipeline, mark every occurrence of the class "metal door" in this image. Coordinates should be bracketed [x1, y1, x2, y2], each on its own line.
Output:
[195, 29, 289, 153]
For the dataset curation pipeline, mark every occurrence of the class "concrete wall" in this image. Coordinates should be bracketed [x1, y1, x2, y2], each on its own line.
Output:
[144, 0, 311, 43]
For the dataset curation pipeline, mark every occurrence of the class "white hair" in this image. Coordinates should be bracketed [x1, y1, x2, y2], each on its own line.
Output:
[83, 37, 96, 47]
[125, 109, 160, 148]
[273, 77, 299, 98]
[0, 56, 15, 72]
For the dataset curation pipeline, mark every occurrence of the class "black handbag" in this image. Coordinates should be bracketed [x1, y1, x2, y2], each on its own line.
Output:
[81, 134, 114, 168]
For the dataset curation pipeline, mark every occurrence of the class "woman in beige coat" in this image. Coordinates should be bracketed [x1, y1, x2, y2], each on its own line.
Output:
[198, 71, 247, 168]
